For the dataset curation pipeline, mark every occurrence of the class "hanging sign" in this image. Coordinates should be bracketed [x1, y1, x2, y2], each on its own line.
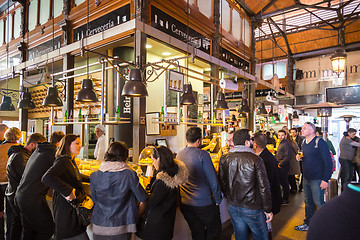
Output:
[28, 36, 62, 60]
[151, 6, 211, 54]
[73, 4, 130, 42]
[220, 47, 249, 72]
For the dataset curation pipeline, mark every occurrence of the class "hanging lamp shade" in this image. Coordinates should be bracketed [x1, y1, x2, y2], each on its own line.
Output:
[122, 69, 148, 97]
[181, 84, 197, 105]
[330, 50, 346, 74]
[238, 112, 247, 119]
[214, 92, 228, 110]
[43, 86, 63, 107]
[269, 105, 274, 116]
[76, 78, 99, 102]
[18, 88, 36, 109]
[231, 114, 237, 122]
[258, 102, 268, 115]
[0, 96, 15, 111]
[239, 99, 250, 113]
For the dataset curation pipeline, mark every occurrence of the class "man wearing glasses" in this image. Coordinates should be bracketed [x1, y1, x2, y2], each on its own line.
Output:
[295, 122, 333, 231]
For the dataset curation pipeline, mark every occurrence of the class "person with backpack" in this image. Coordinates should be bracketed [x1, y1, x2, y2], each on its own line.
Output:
[294, 122, 333, 232]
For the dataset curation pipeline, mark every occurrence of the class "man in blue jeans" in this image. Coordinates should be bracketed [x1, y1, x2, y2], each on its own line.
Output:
[219, 129, 273, 240]
[295, 122, 333, 231]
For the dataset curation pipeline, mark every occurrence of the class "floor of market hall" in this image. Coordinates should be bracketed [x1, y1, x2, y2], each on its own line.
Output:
[218, 191, 308, 240]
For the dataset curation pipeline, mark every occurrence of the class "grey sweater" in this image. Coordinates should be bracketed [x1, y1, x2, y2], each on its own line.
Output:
[339, 137, 356, 160]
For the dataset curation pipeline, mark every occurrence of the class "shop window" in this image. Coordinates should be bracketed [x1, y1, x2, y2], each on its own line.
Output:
[198, 0, 212, 18]
[232, 10, 241, 40]
[54, 0, 63, 18]
[262, 62, 287, 80]
[28, 0, 38, 31]
[39, 0, 50, 25]
[5, 15, 12, 43]
[74, 0, 85, 7]
[0, 20, 3, 45]
[220, 0, 231, 32]
[13, 8, 21, 39]
[243, 19, 251, 47]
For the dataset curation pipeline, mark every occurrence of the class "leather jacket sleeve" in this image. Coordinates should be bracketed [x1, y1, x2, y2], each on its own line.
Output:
[276, 141, 291, 168]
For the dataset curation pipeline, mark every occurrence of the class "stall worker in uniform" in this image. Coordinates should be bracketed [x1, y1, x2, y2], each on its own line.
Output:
[94, 124, 106, 161]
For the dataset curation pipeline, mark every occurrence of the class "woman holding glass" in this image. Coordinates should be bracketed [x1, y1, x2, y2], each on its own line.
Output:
[136, 146, 188, 240]
[42, 134, 89, 240]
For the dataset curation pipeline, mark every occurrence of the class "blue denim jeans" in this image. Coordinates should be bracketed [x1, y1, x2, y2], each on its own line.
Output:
[228, 205, 268, 240]
[303, 178, 324, 225]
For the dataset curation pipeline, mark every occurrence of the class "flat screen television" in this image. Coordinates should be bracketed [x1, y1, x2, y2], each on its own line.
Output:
[155, 139, 168, 148]
[326, 85, 360, 105]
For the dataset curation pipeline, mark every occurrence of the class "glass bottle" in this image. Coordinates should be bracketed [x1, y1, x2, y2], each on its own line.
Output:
[180, 109, 183, 122]
[198, 111, 202, 123]
[78, 109, 82, 122]
[160, 106, 165, 122]
[116, 106, 121, 121]
[64, 110, 68, 122]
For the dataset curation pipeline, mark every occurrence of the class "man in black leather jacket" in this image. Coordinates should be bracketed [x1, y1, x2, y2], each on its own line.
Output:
[219, 129, 272, 240]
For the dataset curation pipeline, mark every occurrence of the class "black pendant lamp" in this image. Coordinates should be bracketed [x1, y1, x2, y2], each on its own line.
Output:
[122, 68, 148, 97]
[0, 96, 15, 111]
[181, 84, 197, 105]
[214, 91, 228, 110]
[240, 99, 250, 113]
[43, 86, 63, 107]
[18, 87, 36, 109]
[238, 112, 247, 119]
[76, 78, 99, 102]
[258, 102, 268, 115]
[293, 111, 299, 119]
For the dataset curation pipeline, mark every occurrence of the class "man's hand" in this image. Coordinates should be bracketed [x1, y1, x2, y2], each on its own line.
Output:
[296, 154, 302, 161]
[320, 180, 328, 190]
[265, 212, 273, 222]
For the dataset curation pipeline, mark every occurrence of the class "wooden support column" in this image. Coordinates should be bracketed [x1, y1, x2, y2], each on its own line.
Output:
[107, 49, 114, 142]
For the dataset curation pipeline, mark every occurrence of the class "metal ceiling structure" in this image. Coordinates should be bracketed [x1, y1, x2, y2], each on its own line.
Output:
[235, 0, 360, 61]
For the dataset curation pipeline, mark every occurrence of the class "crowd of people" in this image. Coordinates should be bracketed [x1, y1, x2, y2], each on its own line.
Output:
[0, 122, 358, 240]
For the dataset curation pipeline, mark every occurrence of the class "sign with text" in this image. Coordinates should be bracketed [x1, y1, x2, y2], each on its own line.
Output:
[28, 36, 62, 60]
[73, 4, 130, 42]
[151, 6, 211, 54]
[220, 47, 249, 72]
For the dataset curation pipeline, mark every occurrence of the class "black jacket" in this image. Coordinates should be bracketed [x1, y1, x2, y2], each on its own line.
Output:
[219, 146, 272, 213]
[276, 139, 292, 168]
[5, 146, 31, 203]
[42, 155, 87, 239]
[16, 142, 56, 199]
[137, 160, 188, 240]
[260, 148, 282, 215]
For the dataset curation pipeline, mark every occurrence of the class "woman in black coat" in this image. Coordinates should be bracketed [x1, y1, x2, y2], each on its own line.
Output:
[42, 134, 89, 240]
[136, 146, 188, 240]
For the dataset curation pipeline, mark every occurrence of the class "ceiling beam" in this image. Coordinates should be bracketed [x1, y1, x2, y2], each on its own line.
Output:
[292, 41, 360, 59]
[234, 0, 255, 17]
[268, 18, 292, 56]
